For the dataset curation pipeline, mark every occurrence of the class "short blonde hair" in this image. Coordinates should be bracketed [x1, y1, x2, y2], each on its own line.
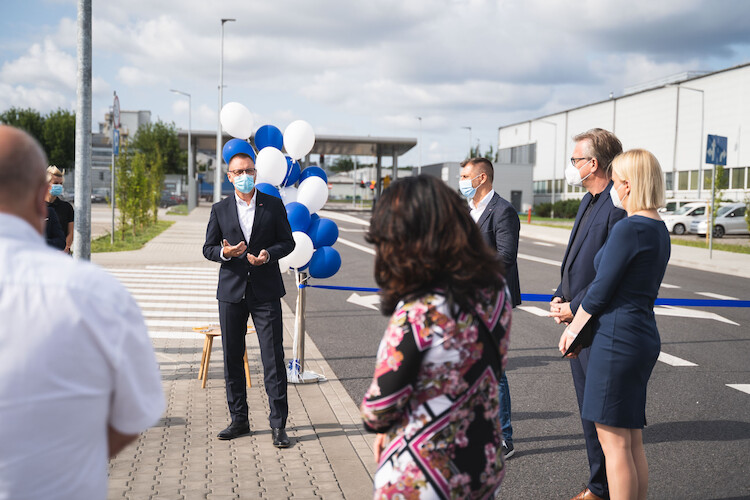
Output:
[611, 149, 665, 212]
[47, 165, 63, 183]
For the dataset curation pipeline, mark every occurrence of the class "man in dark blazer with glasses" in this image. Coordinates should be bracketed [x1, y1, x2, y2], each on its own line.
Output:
[203, 145, 295, 447]
[550, 128, 626, 500]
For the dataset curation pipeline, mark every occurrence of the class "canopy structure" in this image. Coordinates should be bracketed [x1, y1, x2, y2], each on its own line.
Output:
[177, 131, 417, 196]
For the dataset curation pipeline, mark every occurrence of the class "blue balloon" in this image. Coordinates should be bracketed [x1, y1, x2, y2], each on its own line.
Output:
[299, 166, 328, 184]
[222, 138, 256, 165]
[254, 125, 283, 151]
[307, 218, 339, 248]
[309, 246, 341, 279]
[285, 202, 311, 232]
[282, 157, 301, 187]
[307, 213, 320, 231]
[255, 183, 280, 198]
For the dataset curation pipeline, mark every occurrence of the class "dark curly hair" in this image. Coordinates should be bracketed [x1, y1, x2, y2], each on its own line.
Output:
[366, 175, 506, 314]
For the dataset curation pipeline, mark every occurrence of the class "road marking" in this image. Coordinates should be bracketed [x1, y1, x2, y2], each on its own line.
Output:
[127, 288, 216, 296]
[136, 302, 218, 311]
[146, 265, 218, 272]
[533, 241, 555, 247]
[726, 384, 750, 395]
[132, 295, 217, 303]
[146, 319, 221, 328]
[347, 292, 380, 310]
[660, 283, 680, 289]
[318, 210, 371, 226]
[516, 306, 550, 317]
[106, 267, 216, 276]
[338, 227, 367, 233]
[149, 330, 210, 340]
[142, 310, 219, 319]
[654, 305, 739, 326]
[337, 237, 376, 255]
[116, 281, 216, 290]
[657, 352, 698, 366]
[696, 292, 739, 301]
[518, 253, 562, 267]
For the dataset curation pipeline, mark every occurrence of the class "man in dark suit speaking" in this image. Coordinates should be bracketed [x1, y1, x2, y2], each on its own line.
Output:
[203, 147, 295, 447]
[460, 157, 521, 460]
[549, 128, 626, 500]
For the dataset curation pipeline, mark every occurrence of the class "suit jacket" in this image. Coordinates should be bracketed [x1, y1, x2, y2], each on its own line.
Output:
[478, 192, 522, 307]
[554, 180, 626, 314]
[203, 191, 295, 303]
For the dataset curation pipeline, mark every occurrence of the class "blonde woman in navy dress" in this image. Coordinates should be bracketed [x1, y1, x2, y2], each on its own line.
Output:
[559, 149, 670, 500]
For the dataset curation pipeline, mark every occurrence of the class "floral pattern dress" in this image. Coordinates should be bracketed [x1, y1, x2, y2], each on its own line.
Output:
[360, 283, 512, 499]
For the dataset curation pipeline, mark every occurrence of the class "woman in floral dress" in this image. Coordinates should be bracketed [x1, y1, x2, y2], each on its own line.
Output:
[361, 175, 512, 499]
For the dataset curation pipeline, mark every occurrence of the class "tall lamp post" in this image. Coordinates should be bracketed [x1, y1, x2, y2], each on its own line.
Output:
[170, 89, 195, 211]
[536, 120, 558, 217]
[417, 116, 422, 175]
[215, 18, 236, 203]
[461, 126, 472, 157]
[667, 84, 704, 198]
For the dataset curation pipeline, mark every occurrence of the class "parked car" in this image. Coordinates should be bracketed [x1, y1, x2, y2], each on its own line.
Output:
[159, 191, 186, 208]
[659, 198, 704, 215]
[689, 203, 748, 238]
[91, 188, 108, 203]
[662, 202, 708, 235]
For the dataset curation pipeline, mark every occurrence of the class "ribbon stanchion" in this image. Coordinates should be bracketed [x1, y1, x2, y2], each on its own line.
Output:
[287, 271, 325, 384]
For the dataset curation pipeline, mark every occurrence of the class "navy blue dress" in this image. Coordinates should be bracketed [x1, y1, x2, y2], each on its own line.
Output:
[580, 215, 670, 428]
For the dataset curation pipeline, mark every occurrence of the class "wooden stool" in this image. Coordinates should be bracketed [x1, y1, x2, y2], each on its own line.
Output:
[193, 324, 256, 389]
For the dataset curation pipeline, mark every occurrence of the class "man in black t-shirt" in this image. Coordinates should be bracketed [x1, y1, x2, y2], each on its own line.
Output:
[46, 165, 74, 254]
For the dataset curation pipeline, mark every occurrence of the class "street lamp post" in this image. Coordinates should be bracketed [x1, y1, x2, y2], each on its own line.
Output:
[668, 84, 704, 198]
[417, 116, 422, 175]
[461, 126, 472, 157]
[215, 18, 235, 203]
[170, 89, 195, 211]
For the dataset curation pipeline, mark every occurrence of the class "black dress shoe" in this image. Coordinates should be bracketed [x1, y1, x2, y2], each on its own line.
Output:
[272, 427, 291, 448]
[217, 422, 250, 440]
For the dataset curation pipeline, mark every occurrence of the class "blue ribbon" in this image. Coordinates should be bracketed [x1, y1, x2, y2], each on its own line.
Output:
[298, 284, 749, 308]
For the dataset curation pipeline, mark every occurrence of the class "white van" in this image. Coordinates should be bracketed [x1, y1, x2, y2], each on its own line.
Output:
[659, 199, 704, 215]
[662, 202, 707, 235]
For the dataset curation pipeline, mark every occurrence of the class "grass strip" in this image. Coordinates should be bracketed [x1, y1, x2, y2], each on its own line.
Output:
[92, 220, 175, 253]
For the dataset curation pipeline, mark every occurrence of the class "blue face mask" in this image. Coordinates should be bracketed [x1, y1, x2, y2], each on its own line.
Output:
[50, 184, 63, 197]
[459, 175, 481, 199]
[233, 174, 255, 194]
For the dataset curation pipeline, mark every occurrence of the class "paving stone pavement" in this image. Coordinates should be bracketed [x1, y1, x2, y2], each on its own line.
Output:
[95, 204, 376, 500]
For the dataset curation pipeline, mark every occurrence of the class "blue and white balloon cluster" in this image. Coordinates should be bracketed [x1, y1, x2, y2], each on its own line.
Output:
[220, 102, 341, 279]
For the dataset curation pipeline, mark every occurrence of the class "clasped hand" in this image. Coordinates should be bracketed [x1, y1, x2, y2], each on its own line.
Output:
[221, 240, 269, 265]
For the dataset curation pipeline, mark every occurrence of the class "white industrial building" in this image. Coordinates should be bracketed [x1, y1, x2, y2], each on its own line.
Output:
[497, 63, 750, 211]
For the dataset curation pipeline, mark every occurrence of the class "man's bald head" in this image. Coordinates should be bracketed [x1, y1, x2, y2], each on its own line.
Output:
[0, 125, 50, 232]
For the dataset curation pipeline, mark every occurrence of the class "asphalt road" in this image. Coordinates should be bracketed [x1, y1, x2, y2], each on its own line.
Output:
[281, 209, 750, 500]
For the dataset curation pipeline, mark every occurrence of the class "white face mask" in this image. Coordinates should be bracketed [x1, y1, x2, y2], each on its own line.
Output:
[610, 182, 627, 210]
[565, 159, 593, 187]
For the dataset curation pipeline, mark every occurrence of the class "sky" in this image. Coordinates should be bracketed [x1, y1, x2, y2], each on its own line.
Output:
[2, 0, 750, 168]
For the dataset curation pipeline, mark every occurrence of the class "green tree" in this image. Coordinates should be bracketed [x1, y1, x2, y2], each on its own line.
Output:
[330, 155, 354, 172]
[467, 142, 495, 161]
[43, 109, 76, 170]
[130, 120, 185, 175]
[0, 107, 46, 145]
[710, 165, 727, 231]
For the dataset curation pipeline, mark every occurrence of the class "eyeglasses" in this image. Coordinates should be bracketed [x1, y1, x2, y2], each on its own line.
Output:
[229, 168, 256, 176]
[570, 157, 591, 167]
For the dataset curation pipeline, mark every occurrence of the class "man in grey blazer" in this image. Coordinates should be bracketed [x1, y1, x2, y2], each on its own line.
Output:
[460, 157, 521, 459]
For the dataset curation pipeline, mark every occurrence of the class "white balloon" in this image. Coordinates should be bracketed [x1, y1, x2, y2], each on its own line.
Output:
[255, 147, 288, 186]
[296, 176, 328, 213]
[286, 232, 314, 269]
[220, 102, 254, 139]
[283, 120, 315, 160]
[277, 255, 291, 273]
[280, 186, 298, 205]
